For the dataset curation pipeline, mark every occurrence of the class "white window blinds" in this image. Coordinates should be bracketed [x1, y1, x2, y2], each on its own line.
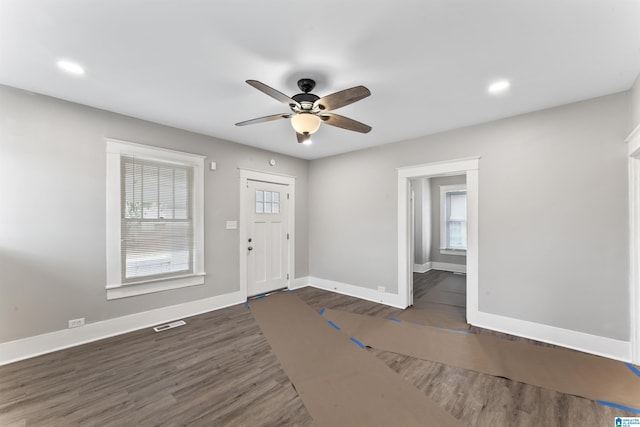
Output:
[121, 156, 194, 282]
[446, 191, 467, 249]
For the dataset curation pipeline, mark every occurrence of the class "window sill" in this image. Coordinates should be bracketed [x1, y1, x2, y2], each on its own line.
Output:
[106, 273, 206, 300]
[440, 249, 466, 256]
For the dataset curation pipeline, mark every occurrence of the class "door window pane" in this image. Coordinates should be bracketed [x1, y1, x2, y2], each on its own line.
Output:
[255, 190, 281, 214]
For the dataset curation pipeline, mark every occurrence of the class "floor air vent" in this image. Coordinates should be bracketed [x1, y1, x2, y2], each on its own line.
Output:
[153, 320, 186, 332]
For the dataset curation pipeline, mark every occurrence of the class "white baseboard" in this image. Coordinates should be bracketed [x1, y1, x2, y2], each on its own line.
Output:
[431, 261, 466, 273]
[11, 276, 627, 366]
[299, 276, 630, 362]
[413, 262, 432, 273]
[470, 310, 631, 362]
[305, 276, 405, 308]
[0, 291, 244, 366]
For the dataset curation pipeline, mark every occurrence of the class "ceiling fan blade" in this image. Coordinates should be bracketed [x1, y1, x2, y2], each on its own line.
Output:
[313, 86, 371, 111]
[235, 113, 291, 126]
[246, 80, 301, 108]
[320, 113, 372, 133]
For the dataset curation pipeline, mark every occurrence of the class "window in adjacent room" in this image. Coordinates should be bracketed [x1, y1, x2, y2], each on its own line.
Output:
[106, 139, 205, 299]
[440, 184, 467, 255]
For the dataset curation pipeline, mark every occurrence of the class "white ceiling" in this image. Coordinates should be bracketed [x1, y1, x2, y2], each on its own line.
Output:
[1, 1, 639, 160]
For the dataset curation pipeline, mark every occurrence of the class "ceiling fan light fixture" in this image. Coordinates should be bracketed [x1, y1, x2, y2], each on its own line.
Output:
[291, 113, 321, 135]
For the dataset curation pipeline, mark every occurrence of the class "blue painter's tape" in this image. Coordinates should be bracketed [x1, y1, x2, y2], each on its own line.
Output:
[443, 328, 471, 335]
[388, 317, 402, 323]
[288, 289, 295, 293]
[625, 362, 640, 377]
[328, 320, 341, 331]
[350, 337, 366, 349]
[319, 307, 326, 316]
[244, 301, 249, 308]
[597, 400, 640, 414]
[254, 294, 266, 300]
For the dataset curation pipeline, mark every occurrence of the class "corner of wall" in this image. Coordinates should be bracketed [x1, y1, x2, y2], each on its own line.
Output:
[631, 71, 640, 132]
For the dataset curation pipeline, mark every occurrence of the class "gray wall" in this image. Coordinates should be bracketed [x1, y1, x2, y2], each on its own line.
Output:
[0, 85, 309, 343]
[309, 92, 629, 340]
[411, 178, 431, 265]
[429, 175, 467, 266]
[632, 72, 640, 131]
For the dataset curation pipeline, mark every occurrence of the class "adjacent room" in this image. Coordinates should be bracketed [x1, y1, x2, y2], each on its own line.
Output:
[1, 1, 640, 426]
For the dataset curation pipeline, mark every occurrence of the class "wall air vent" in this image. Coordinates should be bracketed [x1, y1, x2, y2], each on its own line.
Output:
[153, 320, 187, 332]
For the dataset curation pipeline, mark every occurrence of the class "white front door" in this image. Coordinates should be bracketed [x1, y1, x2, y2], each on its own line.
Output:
[246, 180, 289, 296]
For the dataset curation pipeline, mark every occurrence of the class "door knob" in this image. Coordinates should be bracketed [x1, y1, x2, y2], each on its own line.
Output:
[248, 246, 253, 251]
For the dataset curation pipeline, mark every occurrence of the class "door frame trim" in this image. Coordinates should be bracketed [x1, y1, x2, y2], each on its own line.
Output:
[239, 169, 295, 300]
[397, 157, 479, 320]
[627, 124, 640, 364]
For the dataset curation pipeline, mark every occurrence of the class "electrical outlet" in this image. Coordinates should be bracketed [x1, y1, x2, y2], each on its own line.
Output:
[378, 286, 386, 293]
[68, 318, 85, 328]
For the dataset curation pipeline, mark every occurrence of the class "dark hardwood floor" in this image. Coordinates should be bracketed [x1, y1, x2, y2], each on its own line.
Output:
[0, 271, 635, 426]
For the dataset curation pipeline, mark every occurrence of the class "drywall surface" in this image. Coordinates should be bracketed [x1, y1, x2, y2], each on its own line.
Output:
[309, 92, 629, 340]
[0, 85, 309, 343]
[429, 175, 467, 265]
[631, 72, 640, 132]
[411, 178, 431, 265]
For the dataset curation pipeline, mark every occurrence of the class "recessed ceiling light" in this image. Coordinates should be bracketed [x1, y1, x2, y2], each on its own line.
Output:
[56, 60, 85, 76]
[488, 79, 510, 94]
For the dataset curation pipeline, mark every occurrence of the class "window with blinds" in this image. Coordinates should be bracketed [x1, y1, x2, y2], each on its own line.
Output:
[121, 156, 194, 282]
[439, 183, 467, 255]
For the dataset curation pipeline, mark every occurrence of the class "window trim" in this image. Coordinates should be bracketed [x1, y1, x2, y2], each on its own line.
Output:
[439, 184, 467, 256]
[106, 138, 206, 300]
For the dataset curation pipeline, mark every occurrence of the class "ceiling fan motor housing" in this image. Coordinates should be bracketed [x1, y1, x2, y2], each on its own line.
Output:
[292, 79, 323, 111]
[292, 93, 319, 112]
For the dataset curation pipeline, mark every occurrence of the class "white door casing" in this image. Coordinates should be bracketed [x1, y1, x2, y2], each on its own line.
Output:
[627, 125, 640, 365]
[409, 188, 415, 305]
[239, 169, 295, 299]
[397, 158, 479, 320]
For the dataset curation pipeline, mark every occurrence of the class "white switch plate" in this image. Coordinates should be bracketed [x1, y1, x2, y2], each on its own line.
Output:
[226, 220, 237, 230]
[210, 161, 217, 171]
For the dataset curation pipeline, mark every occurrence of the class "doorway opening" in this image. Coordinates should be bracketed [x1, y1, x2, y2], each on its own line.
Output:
[397, 158, 479, 325]
[410, 175, 468, 324]
[239, 169, 296, 299]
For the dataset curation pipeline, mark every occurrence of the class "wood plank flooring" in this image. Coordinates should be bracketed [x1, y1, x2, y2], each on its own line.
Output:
[0, 271, 636, 426]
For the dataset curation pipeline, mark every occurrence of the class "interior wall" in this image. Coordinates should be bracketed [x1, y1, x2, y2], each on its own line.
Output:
[309, 92, 629, 341]
[631, 72, 640, 131]
[411, 178, 431, 266]
[429, 175, 467, 266]
[0, 85, 309, 344]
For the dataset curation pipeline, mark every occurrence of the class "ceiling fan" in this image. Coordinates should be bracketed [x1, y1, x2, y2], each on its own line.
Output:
[235, 78, 372, 144]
